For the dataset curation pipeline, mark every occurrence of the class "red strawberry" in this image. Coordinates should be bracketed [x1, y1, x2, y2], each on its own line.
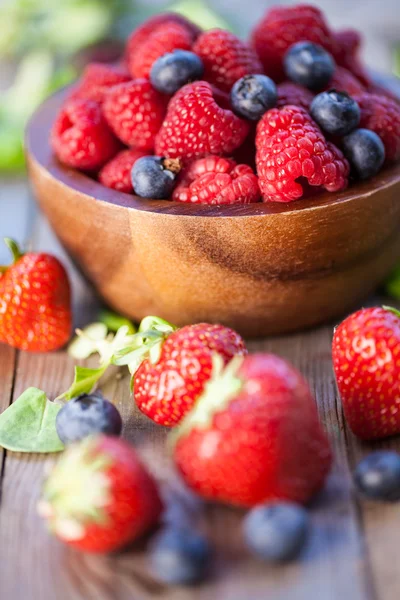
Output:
[102, 79, 167, 150]
[38, 435, 163, 553]
[193, 29, 263, 92]
[99, 148, 148, 193]
[333, 307, 400, 440]
[68, 62, 131, 104]
[123, 317, 247, 427]
[0, 239, 71, 352]
[171, 354, 332, 507]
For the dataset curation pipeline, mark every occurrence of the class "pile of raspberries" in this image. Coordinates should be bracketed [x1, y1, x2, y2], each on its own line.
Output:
[51, 4, 400, 205]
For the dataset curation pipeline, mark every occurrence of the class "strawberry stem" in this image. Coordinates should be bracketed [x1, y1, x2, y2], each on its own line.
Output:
[4, 238, 23, 263]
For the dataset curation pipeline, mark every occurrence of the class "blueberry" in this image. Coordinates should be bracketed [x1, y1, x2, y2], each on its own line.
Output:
[150, 50, 204, 95]
[310, 90, 360, 136]
[230, 74, 277, 121]
[354, 451, 400, 501]
[284, 41, 335, 91]
[56, 392, 122, 444]
[149, 528, 211, 585]
[131, 156, 180, 199]
[342, 128, 385, 180]
[243, 502, 309, 562]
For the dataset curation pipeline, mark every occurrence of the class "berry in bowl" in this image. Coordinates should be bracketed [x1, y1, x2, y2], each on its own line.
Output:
[26, 5, 400, 337]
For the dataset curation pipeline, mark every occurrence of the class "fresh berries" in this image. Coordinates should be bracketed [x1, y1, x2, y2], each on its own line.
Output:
[326, 66, 365, 96]
[52, 98, 120, 170]
[333, 29, 370, 87]
[353, 451, 400, 501]
[69, 62, 130, 104]
[98, 148, 147, 193]
[130, 318, 247, 427]
[171, 354, 332, 507]
[149, 528, 211, 584]
[230, 74, 277, 121]
[251, 4, 336, 81]
[131, 156, 181, 199]
[310, 90, 360, 136]
[55, 393, 122, 444]
[332, 307, 400, 439]
[173, 155, 260, 204]
[128, 21, 195, 80]
[243, 502, 309, 562]
[150, 50, 204, 95]
[155, 81, 250, 160]
[284, 41, 335, 91]
[355, 93, 400, 163]
[276, 82, 314, 110]
[102, 80, 167, 151]
[256, 105, 349, 202]
[193, 29, 263, 93]
[342, 128, 385, 180]
[0, 239, 71, 352]
[38, 435, 163, 553]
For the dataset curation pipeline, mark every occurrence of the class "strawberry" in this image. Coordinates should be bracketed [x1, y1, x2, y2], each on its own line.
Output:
[171, 354, 332, 507]
[333, 307, 400, 440]
[115, 316, 247, 427]
[38, 435, 163, 553]
[0, 239, 71, 352]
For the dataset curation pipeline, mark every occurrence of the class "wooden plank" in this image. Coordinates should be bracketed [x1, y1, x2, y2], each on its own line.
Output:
[0, 345, 17, 496]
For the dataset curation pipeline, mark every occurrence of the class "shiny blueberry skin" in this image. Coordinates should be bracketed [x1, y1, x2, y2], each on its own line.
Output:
[56, 392, 122, 444]
[131, 156, 178, 199]
[150, 50, 204, 95]
[243, 502, 309, 562]
[284, 41, 335, 91]
[149, 528, 211, 585]
[310, 90, 360, 136]
[354, 451, 400, 501]
[231, 74, 277, 121]
[342, 128, 385, 180]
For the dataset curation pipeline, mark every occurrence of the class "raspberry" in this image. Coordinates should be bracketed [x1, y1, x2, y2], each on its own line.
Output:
[277, 82, 314, 110]
[125, 13, 200, 72]
[332, 29, 371, 87]
[51, 98, 120, 170]
[256, 105, 349, 202]
[355, 93, 400, 163]
[173, 155, 260, 204]
[155, 81, 250, 160]
[251, 5, 336, 82]
[68, 63, 131, 104]
[102, 79, 167, 150]
[367, 83, 400, 105]
[98, 148, 147, 193]
[193, 29, 263, 92]
[128, 21, 196, 80]
[325, 66, 365, 96]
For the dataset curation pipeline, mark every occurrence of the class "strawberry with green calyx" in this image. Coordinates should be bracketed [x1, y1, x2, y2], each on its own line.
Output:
[114, 317, 247, 427]
[333, 306, 400, 440]
[0, 238, 71, 352]
[38, 435, 163, 553]
[170, 353, 332, 507]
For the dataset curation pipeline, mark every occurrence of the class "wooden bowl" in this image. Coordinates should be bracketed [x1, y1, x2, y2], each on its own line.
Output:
[25, 82, 400, 337]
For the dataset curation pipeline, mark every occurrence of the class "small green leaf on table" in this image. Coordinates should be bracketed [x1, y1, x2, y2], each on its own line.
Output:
[58, 365, 108, 401]
[0, 388, 64, 453]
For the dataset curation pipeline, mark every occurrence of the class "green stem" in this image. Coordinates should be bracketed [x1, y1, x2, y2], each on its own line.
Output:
[4, 238, 23, 263]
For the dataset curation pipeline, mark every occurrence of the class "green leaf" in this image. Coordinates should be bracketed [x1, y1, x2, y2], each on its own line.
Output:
[169, 0, 233, 31]
[0, 388, 64, 453]
[384, 266, 400, 300]
[58, 365, 108, 401]
[99, 309, 136, 335]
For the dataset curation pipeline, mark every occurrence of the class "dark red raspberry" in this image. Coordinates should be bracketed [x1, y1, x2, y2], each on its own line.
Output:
[233, 126, 257, 170]
[332, 29, 371, 87]
[173, 155, 260, 204]
[367, 83, 400, 105]
[102, 79, 167, 150]
[99, 148, 147, 193]
[277, 82, 314, 110]
[355, 93, 400, 163]
[256, 105, 349, 202]
[68, 63, 131, 104]
[251, 5, 336, 82]
[325, 66, 365, 96]
[52, 98, 120, 170]
[155, 81, 250, 160]
[128, 21, 196, 79]
[125, 13, 200, 72]
[193, 29, 263, 92]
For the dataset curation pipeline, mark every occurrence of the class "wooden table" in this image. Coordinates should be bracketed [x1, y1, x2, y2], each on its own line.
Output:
[1, 180, 400, 600]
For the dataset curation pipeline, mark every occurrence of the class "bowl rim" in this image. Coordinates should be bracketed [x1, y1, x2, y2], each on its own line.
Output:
[26, 80, 400, 220]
